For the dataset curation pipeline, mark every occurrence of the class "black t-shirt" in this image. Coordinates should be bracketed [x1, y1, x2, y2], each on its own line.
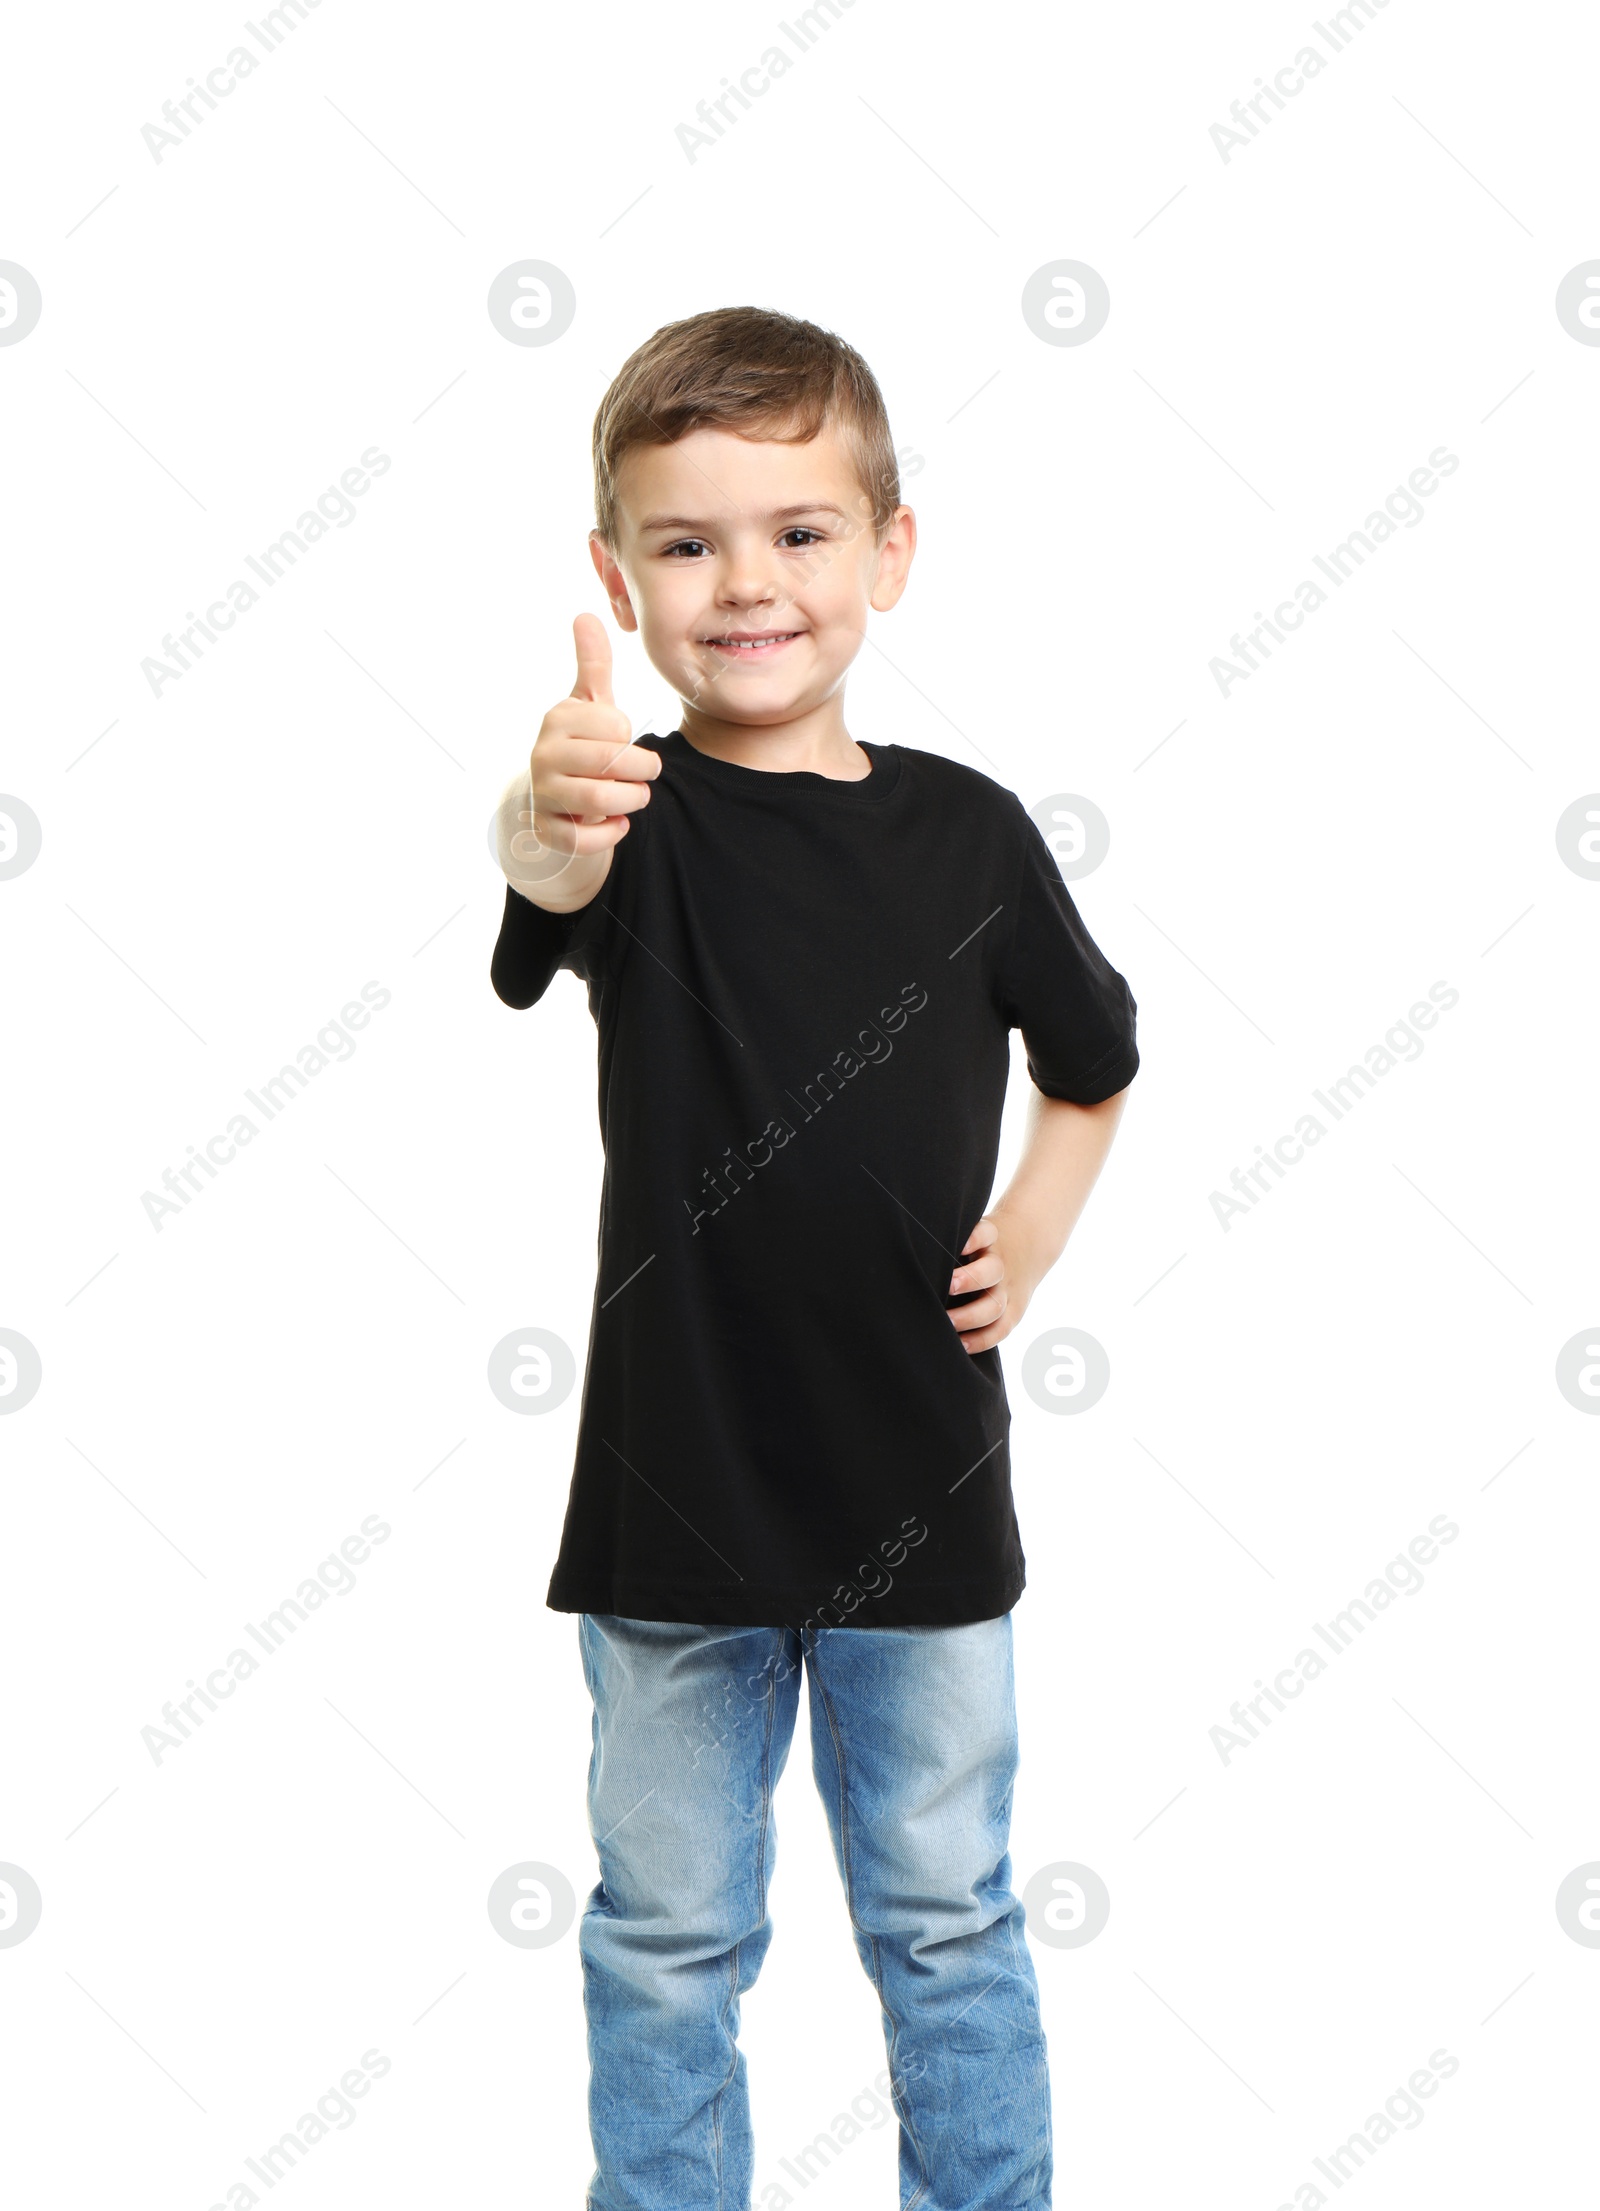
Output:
[491, 732, 1138, 1629]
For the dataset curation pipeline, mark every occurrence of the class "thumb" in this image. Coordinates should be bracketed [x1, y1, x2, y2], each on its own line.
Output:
[571, 612, 614, 706]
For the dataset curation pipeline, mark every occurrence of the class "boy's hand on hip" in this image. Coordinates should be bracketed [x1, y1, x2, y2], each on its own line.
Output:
[947, 1210, 1045, 1354]
[948, 1089, 1128, 1349]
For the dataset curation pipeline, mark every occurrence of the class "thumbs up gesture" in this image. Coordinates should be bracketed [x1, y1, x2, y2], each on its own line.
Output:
[500, 613, 661, 912]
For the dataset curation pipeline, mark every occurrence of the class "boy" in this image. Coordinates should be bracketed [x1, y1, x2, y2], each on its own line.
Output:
[491, 306, 1138, 2211]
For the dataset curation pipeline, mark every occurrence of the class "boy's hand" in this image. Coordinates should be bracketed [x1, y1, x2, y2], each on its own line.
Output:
[946, 1208, 1046, 1354]
[506, 614, 661, 911]
[531, 612, 661, 851]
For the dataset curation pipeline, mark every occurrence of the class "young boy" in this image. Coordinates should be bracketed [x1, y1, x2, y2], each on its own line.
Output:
[491, 306, 1138, 2211]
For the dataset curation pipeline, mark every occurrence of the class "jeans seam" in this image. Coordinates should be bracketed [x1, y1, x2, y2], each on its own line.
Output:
[710, 1937, 737, 2204]
[706, 1647, 780, 2210]
[756, 1658, 778, 1913]
[812, 1646, 932, 2210]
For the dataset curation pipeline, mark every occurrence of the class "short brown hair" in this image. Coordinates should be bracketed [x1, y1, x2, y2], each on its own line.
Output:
[591, 305, 900, 548]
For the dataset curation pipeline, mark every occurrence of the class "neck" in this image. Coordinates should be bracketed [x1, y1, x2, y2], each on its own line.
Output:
[677, 694, 870, 779]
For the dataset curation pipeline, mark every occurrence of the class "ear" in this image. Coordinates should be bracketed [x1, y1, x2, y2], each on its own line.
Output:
[589, 531, 640, 633]
[867, 506, 917, 613]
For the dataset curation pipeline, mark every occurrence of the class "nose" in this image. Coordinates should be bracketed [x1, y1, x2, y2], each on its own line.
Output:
[713, 530, 788, 615]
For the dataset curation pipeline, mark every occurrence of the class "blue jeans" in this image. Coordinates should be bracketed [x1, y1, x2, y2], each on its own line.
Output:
[576, 1610, 1051, 2210]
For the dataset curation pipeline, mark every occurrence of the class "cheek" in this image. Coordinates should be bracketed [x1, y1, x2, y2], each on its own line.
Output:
[637, 573, 709, 647]
[797, 562, 872, 643]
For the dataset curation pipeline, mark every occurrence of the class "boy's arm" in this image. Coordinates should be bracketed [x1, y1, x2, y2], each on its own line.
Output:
[947, 1084, 1132, 1354]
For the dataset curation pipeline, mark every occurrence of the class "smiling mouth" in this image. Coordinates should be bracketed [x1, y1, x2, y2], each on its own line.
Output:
[700, 631, 803, 654]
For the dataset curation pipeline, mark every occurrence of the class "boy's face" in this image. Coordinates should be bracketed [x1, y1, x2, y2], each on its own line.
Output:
[590, 422, 915, 728]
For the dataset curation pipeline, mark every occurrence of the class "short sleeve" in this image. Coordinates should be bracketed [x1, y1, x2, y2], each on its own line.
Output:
[995, 806, 1139, 1102]
[489, 881, 617, 1009]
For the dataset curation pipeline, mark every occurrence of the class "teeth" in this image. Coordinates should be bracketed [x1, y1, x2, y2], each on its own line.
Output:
[708, 634, 794, 647]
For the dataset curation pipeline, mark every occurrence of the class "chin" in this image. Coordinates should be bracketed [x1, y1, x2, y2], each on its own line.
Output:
[741, 699, 810, 725]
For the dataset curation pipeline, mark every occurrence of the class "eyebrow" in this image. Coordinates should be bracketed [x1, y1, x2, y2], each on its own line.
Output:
[635, 502, 850, 533]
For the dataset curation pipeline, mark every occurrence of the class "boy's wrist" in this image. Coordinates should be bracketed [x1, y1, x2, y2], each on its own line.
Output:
[496, 766, 612, 913]
[988, 1197, 1060, 1300]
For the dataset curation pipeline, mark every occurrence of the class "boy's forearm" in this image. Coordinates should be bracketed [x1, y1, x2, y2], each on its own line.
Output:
[495, 765, 612, 914]
[990, 1084, 1131, 1288]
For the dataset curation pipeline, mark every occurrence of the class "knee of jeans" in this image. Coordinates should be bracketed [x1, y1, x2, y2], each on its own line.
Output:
[583, 1881, 774, 1977]
[847, 1818, 1020, 1942]
[587, 1839, 770, 1952]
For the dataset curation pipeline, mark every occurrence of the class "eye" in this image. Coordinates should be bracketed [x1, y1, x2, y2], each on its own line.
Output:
[779, 527, 825, 548]
[662, 538, 709, 559]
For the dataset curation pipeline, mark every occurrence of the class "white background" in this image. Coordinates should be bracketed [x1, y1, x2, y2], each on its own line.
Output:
[3, 0, 1597, 2204]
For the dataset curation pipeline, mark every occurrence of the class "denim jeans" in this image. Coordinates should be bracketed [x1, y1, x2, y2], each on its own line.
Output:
[576, 1610, 1051, 2211]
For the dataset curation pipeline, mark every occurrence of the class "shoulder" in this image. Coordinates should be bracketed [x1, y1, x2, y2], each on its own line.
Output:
[891, 743, 1030, 828]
